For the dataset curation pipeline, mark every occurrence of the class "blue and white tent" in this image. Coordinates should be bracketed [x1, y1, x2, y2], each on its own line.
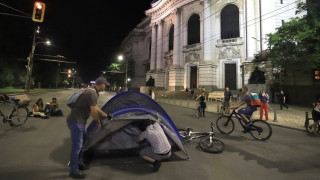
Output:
[83, 91, 188, 158]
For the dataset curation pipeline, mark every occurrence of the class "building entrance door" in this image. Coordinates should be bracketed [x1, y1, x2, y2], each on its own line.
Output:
[190, 66, 197, 89]
[225, 64, 236, 90]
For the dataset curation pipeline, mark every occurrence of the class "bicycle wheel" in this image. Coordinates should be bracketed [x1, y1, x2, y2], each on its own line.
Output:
[216, 115, 234, 134]
[249, 120, 272, 141]
[305, 118, 319, 134]
[199, 137, 225, 153]
[9, 106, 29, 127]
[196, 107, 201, 118]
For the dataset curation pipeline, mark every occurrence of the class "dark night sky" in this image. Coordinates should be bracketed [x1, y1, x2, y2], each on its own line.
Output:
[0, 0, 152, 83]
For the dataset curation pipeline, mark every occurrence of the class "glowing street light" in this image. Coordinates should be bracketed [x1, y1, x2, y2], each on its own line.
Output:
[118, 55, 128, 90]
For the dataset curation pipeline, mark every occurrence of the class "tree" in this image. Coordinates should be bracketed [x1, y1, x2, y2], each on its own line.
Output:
[267, 2, 320, 70]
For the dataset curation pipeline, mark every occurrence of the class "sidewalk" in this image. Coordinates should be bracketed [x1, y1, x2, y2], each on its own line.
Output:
[156, 97, 311, 131]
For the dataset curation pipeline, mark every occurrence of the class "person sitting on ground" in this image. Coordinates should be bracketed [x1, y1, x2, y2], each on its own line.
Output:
[0, 93, 9, 103]
[231, 86, 257, 128]
[137, 120, 171, 172]
[44, 97, 63, 116]
[32, 98, 49, 119]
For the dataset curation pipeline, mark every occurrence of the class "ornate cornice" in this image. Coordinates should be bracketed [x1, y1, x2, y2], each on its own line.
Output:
[146, 0, 195, 23]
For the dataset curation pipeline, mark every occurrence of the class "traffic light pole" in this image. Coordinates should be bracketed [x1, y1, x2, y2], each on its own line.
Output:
[25, 27, 36, 92]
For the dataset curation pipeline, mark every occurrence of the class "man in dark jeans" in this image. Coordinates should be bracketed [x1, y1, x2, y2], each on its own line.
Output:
[279, 90, 289, 110]
[67, 77, 109, 179]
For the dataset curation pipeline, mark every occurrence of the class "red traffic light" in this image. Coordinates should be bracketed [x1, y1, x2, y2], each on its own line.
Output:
[35, 2, 43, 10]
[32, 1, 46, 23]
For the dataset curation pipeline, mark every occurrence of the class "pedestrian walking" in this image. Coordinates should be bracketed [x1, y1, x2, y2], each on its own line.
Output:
[259, 90, 269, 121]
[66, 77, 109, 179]
[196, 91, 206, 117]
[279, 89, 289, 110]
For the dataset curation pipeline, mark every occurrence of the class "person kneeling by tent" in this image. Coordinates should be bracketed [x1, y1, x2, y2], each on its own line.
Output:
[137, 120, 171, 172]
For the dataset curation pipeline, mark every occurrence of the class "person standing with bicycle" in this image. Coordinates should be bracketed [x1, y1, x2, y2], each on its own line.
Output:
[196, 91, 206, 117]
[231, 86, 257, 127]
[66, 77, 109, 179]
[224, 87, 232, 114]
[311, 96, 320, 136]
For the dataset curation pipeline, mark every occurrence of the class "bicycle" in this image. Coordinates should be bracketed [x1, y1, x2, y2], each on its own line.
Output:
[178, 122, 225, 153]
[305, 111, 320, 135]
[0, 98, 29, 127]
[196, 102, 203, 118]
[216, 107, 272, 141]
[219, 101, 229, 115]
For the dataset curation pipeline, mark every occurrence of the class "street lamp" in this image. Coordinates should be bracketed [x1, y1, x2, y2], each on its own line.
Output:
[118, 55, 128, 91]
[25, 26, 51, 92]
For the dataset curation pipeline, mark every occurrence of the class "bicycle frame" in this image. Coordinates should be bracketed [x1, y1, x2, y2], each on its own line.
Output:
[184, 122, 215, 141]
[226, 108, 262, 132]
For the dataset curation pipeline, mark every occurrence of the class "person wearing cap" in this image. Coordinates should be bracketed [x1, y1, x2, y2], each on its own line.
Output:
[67, 77, 109, 179]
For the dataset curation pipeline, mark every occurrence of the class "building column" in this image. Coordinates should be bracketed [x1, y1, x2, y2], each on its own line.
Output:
[156, 20, 163, 71]
[172, 8, 181, 68]
[150, 23, 157, 71]
[203, 0, 212, 62]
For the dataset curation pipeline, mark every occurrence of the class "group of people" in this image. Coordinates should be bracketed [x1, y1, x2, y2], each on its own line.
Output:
[32, 97, 63, 118]
[66, 77, 171, 179]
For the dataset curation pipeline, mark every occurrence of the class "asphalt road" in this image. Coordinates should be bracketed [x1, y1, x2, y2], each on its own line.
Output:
[0, 90, 319, 180]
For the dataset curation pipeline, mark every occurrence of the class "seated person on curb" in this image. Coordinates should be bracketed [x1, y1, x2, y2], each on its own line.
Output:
[231, 86, 257, 127]
[0, 94, 9, 103]
[136, 120, 171, 172]
[44, 97, 63, 116]
[32, 98, 49, 119]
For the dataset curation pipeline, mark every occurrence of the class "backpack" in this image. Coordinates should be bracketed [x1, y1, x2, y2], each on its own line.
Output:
[250, 93, 262, 107]
[66, 88, 95, 108]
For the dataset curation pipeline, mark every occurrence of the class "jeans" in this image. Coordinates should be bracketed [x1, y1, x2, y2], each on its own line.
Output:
[67, 119, 86, 173]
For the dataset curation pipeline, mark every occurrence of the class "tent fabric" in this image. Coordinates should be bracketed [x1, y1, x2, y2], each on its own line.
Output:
[83, 91, 188, 158]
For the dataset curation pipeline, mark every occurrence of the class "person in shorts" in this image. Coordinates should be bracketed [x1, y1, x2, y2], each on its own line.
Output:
[231, 86, 257, 125]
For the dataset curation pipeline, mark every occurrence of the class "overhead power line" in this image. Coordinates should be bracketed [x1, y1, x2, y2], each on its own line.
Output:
[0, 2, 31, 17]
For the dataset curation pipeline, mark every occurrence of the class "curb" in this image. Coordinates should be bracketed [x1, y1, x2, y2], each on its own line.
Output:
[157, 100, 306, 132]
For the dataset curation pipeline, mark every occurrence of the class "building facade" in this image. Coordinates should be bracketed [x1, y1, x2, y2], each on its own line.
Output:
[119, 0, 304, 90]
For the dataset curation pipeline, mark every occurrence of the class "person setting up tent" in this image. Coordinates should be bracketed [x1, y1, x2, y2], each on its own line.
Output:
[137, 119, 172, 172]
[67, 77, 109, 179]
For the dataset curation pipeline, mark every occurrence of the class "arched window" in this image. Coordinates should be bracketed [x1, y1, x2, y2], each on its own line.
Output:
[187, 14, 200, 45]
[221, 4, 239, 39]
[168, 25, 174, 51]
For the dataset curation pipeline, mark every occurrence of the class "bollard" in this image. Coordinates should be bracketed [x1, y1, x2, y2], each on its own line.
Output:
[273, 109, 278, 122]
[174, 98, 176, 104]
[216, 101, 219, 112]
[168, 98, 170, 103]
[305, 112, 309, 127]
[187, 98, 189, 108]
[180, 98, 182, 105]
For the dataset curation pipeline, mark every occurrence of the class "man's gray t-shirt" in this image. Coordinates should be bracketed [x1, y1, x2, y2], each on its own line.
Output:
[67, 88, 98, 125]
[241, 93, 252, 107]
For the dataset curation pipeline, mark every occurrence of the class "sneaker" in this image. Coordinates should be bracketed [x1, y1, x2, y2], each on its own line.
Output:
[78, 163, 89, 170]
[69, 171, 86, 179]
[152, 160, 161, 172]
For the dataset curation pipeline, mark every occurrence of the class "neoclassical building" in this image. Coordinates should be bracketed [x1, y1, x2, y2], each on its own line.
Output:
[119, 0, 304, 90]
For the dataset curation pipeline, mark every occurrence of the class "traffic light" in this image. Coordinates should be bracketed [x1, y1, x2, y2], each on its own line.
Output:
[32, 1, 46, 22]
[68, 69, 72, 77]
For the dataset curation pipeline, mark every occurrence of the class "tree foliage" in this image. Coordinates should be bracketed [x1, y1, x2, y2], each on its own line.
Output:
[267, 1, 320, 70]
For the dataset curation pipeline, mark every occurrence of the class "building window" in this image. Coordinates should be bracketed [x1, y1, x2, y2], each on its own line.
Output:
[221, 4, 240, 39]
[187, 14, 200, 45]
[169, 25, 174, 51]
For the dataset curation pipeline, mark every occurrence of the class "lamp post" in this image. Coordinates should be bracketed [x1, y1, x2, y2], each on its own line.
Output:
[25, 26, 51, 92]
[118, 55, 128, 90]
